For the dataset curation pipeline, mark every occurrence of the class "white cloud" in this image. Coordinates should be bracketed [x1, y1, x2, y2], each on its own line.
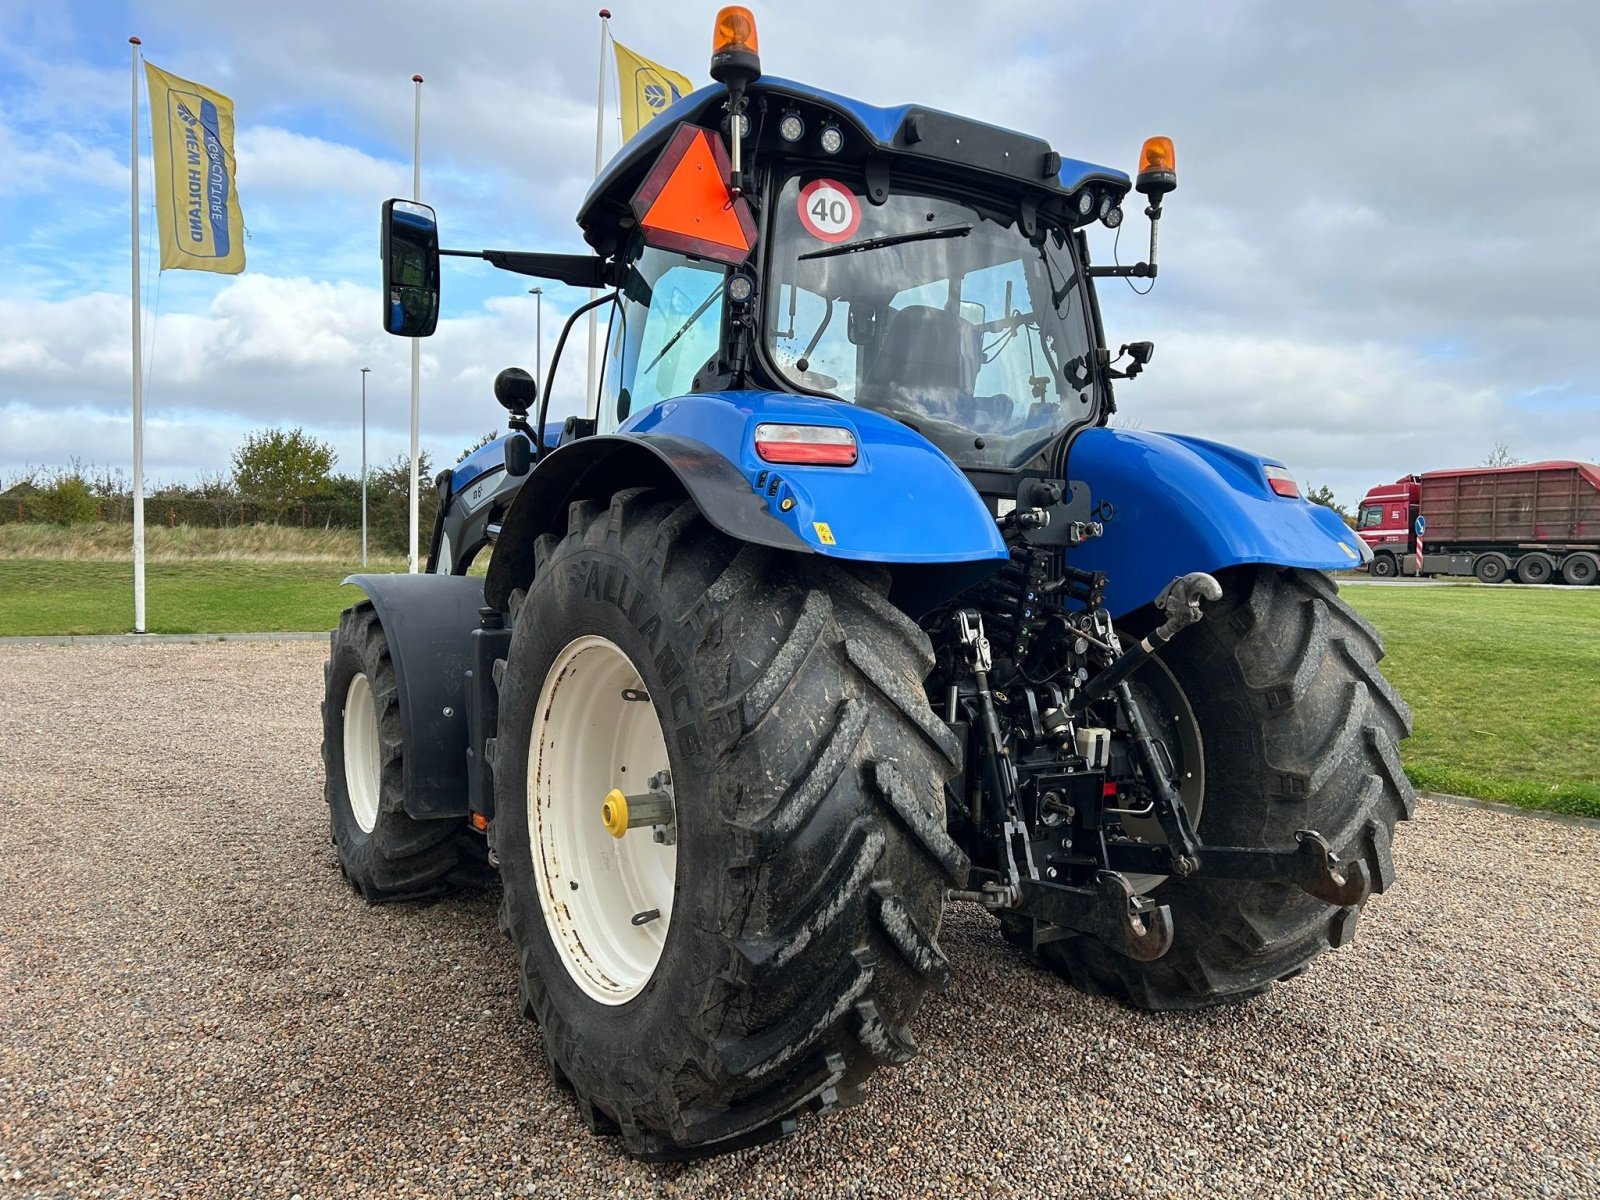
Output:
[235, 127, 409, 203]
[1110, 327, 1541, 508]
[0, 0, 1594, 513]
[0, 272, 589, 483]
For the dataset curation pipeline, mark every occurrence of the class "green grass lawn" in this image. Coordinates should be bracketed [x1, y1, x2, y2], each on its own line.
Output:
[2, 553, 1595, 818]
[0, 559, 392, 637]
[1342, 583, 1600, 818]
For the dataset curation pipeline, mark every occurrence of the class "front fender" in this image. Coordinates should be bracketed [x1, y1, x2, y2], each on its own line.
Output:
[341, 573, 483, 819]
[1068, 427, 1368, 618]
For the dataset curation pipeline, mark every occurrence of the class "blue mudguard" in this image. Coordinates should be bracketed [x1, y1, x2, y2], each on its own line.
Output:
[621, 390, 1010, 568]
[1067, 427, 1370, 619]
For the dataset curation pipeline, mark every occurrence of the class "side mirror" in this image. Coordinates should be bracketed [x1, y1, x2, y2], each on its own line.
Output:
[504, 434, 532, 477]
[381, 198, 440, 337]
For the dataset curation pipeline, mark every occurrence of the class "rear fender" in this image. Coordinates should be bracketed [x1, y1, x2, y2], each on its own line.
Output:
[1067, 427, 1370, 618]
[485, 390, 1009, 615]
[341, 573, 485, 819]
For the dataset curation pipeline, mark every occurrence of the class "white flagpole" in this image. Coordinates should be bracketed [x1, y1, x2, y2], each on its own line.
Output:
[586, 9, 611, 420]
[409, 73, 423, 574]
[129, 36, 147, 634]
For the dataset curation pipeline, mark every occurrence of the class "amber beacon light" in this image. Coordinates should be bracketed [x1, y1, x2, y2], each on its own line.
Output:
[1136, 136, 1177, 199]
[710, 7, 762, 194]
[712, 6, 760, 75]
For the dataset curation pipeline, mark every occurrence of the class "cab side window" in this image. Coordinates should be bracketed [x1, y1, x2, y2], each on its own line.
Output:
[600, 248, 725, 432]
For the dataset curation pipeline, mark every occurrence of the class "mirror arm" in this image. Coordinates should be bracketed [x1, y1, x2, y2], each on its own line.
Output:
[1084, 263, 1156, 279]
[531, 289, 619, 456]
[1084, 198, 1163, 279]
[442, 248, 612, 289]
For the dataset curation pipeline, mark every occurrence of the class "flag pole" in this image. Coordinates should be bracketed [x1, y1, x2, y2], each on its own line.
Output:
[129, 36, 147, 634]
[586, 9, 611, 419]
[408, 73, 424, 574]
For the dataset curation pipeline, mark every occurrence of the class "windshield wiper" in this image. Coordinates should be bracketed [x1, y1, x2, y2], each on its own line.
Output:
[642, 282, 723, 373]
[797, 223, 973, 262]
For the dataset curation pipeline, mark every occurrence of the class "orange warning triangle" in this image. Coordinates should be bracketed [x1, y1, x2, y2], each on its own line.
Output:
[629, 125, 756, 265]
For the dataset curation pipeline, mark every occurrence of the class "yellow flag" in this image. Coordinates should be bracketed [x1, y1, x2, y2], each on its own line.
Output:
[612, 40, 693, 142]
[144, 62, 245, 274]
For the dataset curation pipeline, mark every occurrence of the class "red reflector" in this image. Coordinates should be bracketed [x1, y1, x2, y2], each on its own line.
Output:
[1264, 465, 1300, 497]
[754, 423, 858, 466]
[1102, 782, 1118, 798]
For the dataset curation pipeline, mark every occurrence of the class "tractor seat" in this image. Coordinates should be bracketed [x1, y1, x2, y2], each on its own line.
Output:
[857, 305, 981, 422]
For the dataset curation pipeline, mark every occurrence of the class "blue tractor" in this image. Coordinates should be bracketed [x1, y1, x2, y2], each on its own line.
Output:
[323, 8, 1411, 1159]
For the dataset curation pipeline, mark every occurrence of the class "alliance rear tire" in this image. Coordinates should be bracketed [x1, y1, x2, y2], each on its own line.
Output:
[1034, 566, 1415, 1010]
[492, 489, 965, 1159]
[322, 602, 483, 902]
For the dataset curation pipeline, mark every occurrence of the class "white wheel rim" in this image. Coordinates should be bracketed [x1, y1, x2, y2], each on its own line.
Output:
[343, 672, 381, 835]
[529, 635, 676, 1005]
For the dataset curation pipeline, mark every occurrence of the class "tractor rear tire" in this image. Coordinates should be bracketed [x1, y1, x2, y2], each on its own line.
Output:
[1035, 566, 1414, 1010]
[491, 489, 965, 1159]
[322, 602, 482, 902]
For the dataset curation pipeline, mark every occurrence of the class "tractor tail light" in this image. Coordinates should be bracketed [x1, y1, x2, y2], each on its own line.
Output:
[754, 424, 858, 466]
[1264, 465, 1300, 498]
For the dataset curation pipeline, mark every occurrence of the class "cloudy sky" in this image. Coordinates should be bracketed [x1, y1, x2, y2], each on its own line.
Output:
[2, 0, 1596, 506]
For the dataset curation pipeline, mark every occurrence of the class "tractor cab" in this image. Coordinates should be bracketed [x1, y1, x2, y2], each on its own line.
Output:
[383, 9, 1177, 488]
[577, 65, 1173, 477]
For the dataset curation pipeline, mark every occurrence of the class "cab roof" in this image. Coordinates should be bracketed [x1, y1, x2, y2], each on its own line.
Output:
[577, 76, 1131, 255]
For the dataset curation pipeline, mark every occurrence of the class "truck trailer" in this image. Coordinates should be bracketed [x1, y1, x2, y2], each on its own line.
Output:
[1357, 461, 1600, 584]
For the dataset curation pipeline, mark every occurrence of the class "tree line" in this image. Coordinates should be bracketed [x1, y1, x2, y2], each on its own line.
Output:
[5, 425, 1369, 540]
[0, 427, 497, 554]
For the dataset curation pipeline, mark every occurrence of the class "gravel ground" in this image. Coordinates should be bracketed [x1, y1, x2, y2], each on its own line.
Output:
[2, 640, 1597, 1199]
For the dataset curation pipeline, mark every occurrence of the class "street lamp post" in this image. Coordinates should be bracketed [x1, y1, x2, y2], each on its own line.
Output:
[360, 366, 371, 568]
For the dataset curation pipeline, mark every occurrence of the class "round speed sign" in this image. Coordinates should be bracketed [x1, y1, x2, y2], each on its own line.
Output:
[797, 178, 861, 243]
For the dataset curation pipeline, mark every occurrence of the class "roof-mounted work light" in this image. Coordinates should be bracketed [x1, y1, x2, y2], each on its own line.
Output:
[711, 7, 761, 195]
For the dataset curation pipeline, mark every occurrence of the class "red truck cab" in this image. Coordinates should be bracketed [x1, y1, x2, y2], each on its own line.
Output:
[1356, 477, 1420, 575]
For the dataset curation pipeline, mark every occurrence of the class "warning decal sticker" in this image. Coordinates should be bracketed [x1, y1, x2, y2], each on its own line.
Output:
[796, 179, 861, 243]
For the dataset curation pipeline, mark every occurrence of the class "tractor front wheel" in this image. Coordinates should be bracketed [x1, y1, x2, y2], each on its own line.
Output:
[322, 603, 481, 901]
[491, 489, 965, 1158]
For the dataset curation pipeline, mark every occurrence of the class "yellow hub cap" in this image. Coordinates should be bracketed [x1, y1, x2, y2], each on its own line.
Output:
[601, 789, 630, 838]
